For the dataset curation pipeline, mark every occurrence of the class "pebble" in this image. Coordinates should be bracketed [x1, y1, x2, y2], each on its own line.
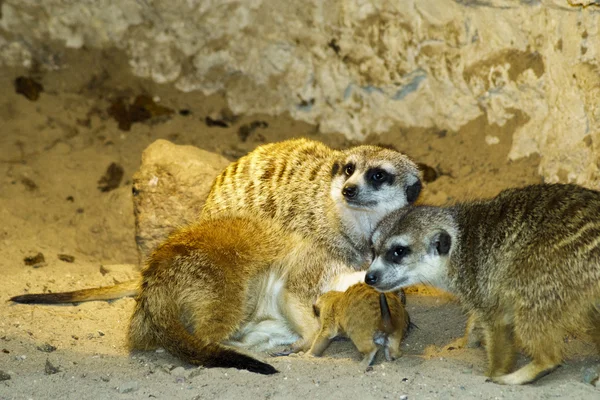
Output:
[101, 375, 111, 382]
[117, 381, 139, 394]
[0, 370, 11, 381]
[170, 367, 187, 377]
[582, 367, 599, 385]
[37, 343, 57, 353]
[400, 395, 408, 400]
[187, 367, 205, 379]
[44, 359, 60, 375]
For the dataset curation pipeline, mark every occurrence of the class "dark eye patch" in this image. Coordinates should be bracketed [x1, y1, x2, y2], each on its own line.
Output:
[331, 162, 340, 177]
[366, 167, 394, 188]
[385, 245, 410, 264]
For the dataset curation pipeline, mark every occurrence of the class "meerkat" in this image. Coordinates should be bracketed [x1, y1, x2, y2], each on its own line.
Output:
[364, 183, 600, 385]
[10, 138, 422, 305]
[129, 213, 359, 374]
[307, 283, 410, 370]
[202, 138, 422, 268]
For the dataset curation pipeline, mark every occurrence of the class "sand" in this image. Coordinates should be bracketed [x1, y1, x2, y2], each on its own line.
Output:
[1, 49, 599, 399]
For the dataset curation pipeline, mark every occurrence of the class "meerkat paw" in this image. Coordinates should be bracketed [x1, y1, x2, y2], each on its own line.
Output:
[490, 362, 560, 385]
[269, 348, 296, 357]
[359, 349, 379, 371]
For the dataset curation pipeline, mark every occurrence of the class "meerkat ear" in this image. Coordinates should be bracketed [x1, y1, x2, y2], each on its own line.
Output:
[406, 179, 422, 204]
[430, 230, 451, 256]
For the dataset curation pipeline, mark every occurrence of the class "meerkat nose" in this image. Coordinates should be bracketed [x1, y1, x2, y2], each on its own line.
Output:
[365, 271, 379, 285]
[342, 184, 358, 199]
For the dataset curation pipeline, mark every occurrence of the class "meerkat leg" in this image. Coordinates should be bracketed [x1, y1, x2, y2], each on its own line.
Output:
[385, 330, 404, 361]
[493, 324, 563, 385]
[280, 292, 320, 351]
[482, 319, 516, 378]
[348, 331, 379, 370]
[493, 359, 560, 385]
[307, 328, 335, 357]
[462, 313, 485, 348]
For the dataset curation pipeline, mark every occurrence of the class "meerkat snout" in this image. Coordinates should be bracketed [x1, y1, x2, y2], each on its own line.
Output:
[342, 184, 358, 199]
[365, 271, 379, 285]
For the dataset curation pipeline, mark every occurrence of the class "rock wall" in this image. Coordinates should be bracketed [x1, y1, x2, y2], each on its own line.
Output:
[1, 1, 600, 186]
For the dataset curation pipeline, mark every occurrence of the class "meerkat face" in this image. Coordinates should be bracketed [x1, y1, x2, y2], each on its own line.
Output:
[330, 146, 422, 236]
[365, 207, 456, 292]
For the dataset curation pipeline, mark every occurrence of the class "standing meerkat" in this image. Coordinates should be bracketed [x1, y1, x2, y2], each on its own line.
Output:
[127, 214, 360, 374]
[308, 283, 410, 370]
[10, 138, 422, 304]
[364, 183, 600, 385]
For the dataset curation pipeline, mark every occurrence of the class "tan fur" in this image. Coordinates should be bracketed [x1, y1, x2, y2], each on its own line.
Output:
[308, 283, 409, 370]
[128, 214, 354, 374]
[367, 183, 600, 385]
[10, 138, 420, 304]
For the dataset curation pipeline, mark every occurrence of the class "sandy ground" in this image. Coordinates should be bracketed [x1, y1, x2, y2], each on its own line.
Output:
[1, 49, 599, 399]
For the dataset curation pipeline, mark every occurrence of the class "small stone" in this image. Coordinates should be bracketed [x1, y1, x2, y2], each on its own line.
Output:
[0, 370, 10, 381]
[117, 381, 139, 394]
[37, 343, 57, 353]
[582, 367, 599, 385]
[170, 366, 186, 377]
[44, 359, 60, 375]
[97, 163, 124, 192]
[97, 330, 105, 337]
[14, 76, 44, 101]
[187, 367, 205, 379]
[58, 254, 75, 263]
[400, 395, 408, 400]
[15, 355, 26, 361]
[117, 381, 140, 393]
[23, 252, 45, 267]
[101, 375, 111, 382]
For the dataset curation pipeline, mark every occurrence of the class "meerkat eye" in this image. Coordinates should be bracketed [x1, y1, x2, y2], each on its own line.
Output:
[344, 163, 355, 176]
[370, 169, 388, 182]
[385, 246, 410, 264]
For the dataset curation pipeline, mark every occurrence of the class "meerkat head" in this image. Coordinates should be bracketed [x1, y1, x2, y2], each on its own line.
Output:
[364, 206, 457, 292]
[330, 145, 422, 236]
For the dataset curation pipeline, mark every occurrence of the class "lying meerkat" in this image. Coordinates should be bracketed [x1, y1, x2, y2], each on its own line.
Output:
[10, 138, 421, 305]
[128, 214, 358, 375]
[365, 183, 600, 385]
[307, 283, 410, 370]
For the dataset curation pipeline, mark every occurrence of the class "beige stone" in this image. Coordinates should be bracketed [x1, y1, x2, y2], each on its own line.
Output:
[132, 140, 230, 264]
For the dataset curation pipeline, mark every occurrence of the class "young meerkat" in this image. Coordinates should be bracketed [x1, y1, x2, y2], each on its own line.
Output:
[10, 138, 422, 305]
[364, 183, 600, 385]
[308, 283, 410, 370]
[128, 213, 357, 375]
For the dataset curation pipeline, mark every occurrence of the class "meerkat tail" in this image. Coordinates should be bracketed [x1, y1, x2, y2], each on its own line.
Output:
[379, 293, 394, 333]
[9, 279, 140, 304]
[152, 312, 278, 375]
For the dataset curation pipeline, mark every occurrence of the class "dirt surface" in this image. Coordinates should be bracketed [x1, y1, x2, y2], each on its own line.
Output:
[1, 49, 599, 399]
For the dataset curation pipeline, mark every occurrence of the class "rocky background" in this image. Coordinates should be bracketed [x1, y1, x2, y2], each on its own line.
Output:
[1, 0, 600, 186]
